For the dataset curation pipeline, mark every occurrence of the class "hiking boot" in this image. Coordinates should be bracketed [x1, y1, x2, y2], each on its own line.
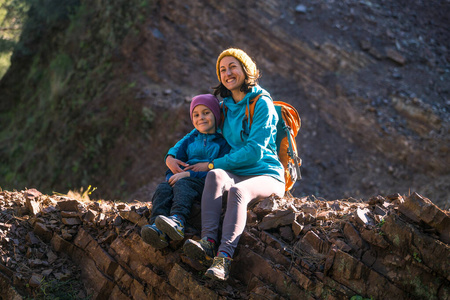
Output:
[183, 237, 216, 267]
[205, 252, 232, 281]
[141, 224, 168, 249]
[155, 215, 185, 241]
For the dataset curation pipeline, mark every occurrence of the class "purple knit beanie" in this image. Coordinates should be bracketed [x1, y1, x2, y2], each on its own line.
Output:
[190, 94, 221, 127]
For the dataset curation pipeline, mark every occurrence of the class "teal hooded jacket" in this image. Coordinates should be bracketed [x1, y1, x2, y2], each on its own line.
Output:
[167, 86, 284, 183]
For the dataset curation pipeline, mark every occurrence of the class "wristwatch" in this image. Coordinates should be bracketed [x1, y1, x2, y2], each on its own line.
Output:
[208, 161, 214, 170]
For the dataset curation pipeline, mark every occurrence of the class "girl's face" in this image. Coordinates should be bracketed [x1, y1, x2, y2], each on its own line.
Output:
[192, 104, 216, 134]
[219, 56, 245, 93]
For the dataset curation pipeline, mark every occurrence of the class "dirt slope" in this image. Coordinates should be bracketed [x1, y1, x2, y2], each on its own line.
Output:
[0, 1, 448, 207]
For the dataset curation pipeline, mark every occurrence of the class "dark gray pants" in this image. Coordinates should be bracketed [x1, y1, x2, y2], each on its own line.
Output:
[150, 177, 205, 225]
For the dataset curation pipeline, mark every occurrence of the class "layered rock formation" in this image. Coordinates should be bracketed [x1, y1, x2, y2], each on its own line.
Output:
[0, 189, 448, 299]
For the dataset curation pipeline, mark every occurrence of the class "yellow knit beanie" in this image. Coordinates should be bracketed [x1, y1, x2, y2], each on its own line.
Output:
[216, 48, 257, 82]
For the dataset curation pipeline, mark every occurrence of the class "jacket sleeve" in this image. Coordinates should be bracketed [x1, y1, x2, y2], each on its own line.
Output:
[165, 170, 174, 181]
[187, 170, 208, 178]
[171, 132, 209, 179]
[165, 134, 192, 181]
[214, 95, 278, 170]
[164, 128, 197, 162]
[174, 136, 190, 163]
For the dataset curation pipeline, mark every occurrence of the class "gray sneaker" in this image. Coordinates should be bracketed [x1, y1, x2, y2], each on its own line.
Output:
[183, 237, 216, 267]
[155, 215, 185, 241]
[205, 252, 232, 281]
[141, 224, 168, 249]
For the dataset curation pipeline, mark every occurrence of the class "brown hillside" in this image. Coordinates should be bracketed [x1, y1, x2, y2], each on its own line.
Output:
[0, 0, 448, 208]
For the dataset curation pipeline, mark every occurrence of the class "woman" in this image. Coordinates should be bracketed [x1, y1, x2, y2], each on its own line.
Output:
[166, 48, 285, 281]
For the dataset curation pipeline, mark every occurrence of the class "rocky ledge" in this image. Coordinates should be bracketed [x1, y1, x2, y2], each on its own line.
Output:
[0, 189, 448, 299]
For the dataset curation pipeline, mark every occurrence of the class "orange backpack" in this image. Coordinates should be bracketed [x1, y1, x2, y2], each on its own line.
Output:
[222, 94, 302, 191]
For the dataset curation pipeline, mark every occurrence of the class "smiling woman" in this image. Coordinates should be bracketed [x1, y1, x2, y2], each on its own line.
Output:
[166, 48, 286, 281]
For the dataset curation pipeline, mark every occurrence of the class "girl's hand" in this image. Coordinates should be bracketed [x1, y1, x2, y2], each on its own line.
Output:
[184, 162, 209, 172]
[166, 155, 189, 174]
[168, 172, 190, 186]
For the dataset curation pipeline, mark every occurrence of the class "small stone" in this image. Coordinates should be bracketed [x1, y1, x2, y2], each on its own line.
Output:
[62, 230, 73, 240]
[113, 216, 123, 226]
[247, 210, 258, 225]
[26, 198, 41, 216]
[84, 209, 98, 222]
[295, 4, 307, 13]
[386, 47, 406, 65]
[29, 274, 44, 287]
[47, 251, 58, 264]
[62, 218, 82, 226]
[360, 39, 371, 50]
[119, 211, 142, 224]
[356, 208, 376, 226]
[58, 199, 80, 212]
[292, 220, 304, 236]
[279, 226, 294, 242]
[25, 189, 42, 199]
[34, 222, 53, 242]
[26, 232, 40, 245]
[61, 211, 79, 218]
[259, 209, 295, 230]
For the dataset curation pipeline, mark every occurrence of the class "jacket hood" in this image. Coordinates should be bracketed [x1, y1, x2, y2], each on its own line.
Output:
[223, 85, 269, 113]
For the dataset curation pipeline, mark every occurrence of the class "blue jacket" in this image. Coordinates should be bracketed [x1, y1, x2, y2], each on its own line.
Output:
[166, 129, 230, 180]
[214, 85, 284, 182]
[167, 86, 284, 183]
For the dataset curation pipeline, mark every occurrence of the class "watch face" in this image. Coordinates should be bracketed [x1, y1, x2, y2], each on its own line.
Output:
[208, 163, 214, 170]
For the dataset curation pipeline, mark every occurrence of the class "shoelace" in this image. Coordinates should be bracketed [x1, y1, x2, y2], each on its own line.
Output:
[212, 256, 231, 268]
[212, 257, 226, 268]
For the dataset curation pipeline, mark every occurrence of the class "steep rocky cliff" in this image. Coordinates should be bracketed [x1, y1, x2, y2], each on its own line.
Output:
[0, 189, 448, 299]
[0, 0, 448, 208]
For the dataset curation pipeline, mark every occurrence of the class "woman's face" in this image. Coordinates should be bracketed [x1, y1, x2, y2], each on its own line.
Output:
[219, 56, 245, 93]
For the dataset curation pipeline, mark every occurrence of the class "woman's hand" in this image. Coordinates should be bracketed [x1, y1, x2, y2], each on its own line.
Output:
[168, 172, 190, 186]
[166, 155, 189, 174]
[184, 162, 209, 172]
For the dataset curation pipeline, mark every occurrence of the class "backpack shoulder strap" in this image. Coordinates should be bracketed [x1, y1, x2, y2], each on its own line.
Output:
[246, 93, 271, 129]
